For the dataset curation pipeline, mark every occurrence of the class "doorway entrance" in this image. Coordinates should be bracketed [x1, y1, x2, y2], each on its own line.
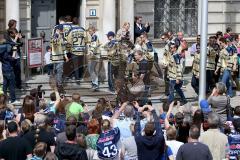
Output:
[56, 0, 80, 23]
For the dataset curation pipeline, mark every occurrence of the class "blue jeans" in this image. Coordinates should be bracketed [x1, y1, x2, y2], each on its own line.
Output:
[168, 80, 187, 104]
[88, 60, 99, 87]
[221, 69, 233, 97]
[3, 71, 16, 102]
[46, 64, 54, 75]
[54, 62, 64, 85]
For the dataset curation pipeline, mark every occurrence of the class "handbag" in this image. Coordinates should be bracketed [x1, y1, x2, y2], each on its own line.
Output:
[129, 79, 145, 95]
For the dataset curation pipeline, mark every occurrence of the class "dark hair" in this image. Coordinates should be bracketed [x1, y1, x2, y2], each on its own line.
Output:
[193, 109, 204, 129]
[66, 116, 78, 126]
[65, 15, 72, 22]
[233, 119, 240, 133]
[8, 19, 17, 28]
[50, 92, 56, 101]
[189, 125, 200, 139]
[226, 27, 232, 33]
[22, 97, 35, 122]
[7, 28, 17, 36]
[234, 106, 240, 116]
[33, 142, 47, 158]
[7, 121, 18, 133]
[144, 122, 155, 136]
[72, 17, 79, 25]
[66, 125, 76, 141]
[219, 37, 227, 44]
[216, 31, 223, 37]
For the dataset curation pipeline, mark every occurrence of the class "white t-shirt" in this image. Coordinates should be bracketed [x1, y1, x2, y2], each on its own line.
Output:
[166, 140, 184, 160]
[44, 51, 51, 65]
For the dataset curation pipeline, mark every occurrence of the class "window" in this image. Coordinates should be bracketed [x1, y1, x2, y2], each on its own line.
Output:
[154, 0, 198, 38]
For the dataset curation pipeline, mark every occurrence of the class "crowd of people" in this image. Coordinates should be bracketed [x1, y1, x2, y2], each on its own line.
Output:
[0, 14, 240, 160]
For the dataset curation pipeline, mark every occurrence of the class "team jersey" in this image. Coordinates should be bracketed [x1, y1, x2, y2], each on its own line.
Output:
[66, 25, 90, 55]
[89, 33, 101, 60]
[97, 127, 120, 159]
[50, 24, 65, 63]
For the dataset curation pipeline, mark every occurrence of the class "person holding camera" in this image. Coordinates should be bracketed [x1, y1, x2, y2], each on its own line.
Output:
[0, 38, 18, 104]
[4, 19, 23, 89]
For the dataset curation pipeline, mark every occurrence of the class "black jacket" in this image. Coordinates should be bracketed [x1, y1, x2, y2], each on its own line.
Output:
[55, 142, 88, 160]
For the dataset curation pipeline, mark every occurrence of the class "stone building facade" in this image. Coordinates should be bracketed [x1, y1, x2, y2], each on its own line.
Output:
[0, 0, 240, 42]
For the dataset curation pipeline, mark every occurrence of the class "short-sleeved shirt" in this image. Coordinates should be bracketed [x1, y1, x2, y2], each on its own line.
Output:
[69, 102, 84, 114]
[0, 136, 32, 160]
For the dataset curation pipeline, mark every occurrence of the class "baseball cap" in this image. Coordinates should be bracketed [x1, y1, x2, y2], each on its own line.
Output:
[200, 100, 211, 113]
[106, 31, 115, 37]
[55, 24, 63, 31]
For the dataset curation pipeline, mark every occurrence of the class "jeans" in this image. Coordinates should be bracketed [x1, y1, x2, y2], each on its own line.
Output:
[13, 58, 21, 88]
[46, 64, 54, 75]
[108, 62, 119, 91]
[3, 71, 16, 102]
[71, 54, 82, 80]
[108, 61, 126, 91]
[88, 60, 99, 87]
[221, 69, 233, 97]
[206, 70, 215, 92]
[191, 75, 199, 95]
[168, 80, 187, 104]
[54, 62, 64, 85]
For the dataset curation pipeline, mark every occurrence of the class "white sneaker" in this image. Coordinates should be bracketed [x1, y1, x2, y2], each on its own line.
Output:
[10, 100, 21, 105]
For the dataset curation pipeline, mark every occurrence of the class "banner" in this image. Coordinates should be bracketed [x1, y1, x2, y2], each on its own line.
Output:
[27, 38, 43, 68]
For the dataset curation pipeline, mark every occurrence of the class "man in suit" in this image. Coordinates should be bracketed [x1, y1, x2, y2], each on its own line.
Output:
[134, 16, 150, 42]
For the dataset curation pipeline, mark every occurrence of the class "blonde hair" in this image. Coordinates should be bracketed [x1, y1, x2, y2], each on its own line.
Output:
[122, 22, 130, 28]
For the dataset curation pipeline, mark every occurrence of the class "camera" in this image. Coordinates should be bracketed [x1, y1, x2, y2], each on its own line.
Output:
[19, 30, 25, 38]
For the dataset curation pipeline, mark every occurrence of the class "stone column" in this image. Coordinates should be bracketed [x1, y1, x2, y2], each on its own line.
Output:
[179, 0, 185, 32]
[6, 0, 20, 29]
[80, 0, 86, 28]
[102, 0, 116, 43]
[163, 0, 170, 32]
[120, 0, 134, 41]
